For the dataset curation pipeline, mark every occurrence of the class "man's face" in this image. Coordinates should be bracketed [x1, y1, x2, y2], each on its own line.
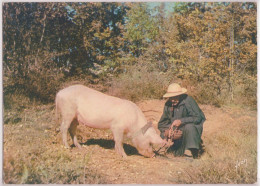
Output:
[169, 95, 181, 106]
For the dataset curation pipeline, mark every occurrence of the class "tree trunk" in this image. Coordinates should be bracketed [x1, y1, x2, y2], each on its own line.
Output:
[229, 7, 234, 101]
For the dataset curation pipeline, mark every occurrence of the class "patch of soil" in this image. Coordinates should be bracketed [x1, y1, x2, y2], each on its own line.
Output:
[60, 99, 228, 184]
[4, 99, 255, 184]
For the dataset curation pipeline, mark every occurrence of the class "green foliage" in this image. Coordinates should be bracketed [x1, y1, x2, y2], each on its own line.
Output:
[2, 2, 257, 108]
[3, 4, 257, 183]
[3, 53, 65, 103]
[163, 2, 256, 106]
[3, 2, 128, 103]
[70, 2, 128, 69]
[123, 3, 159, 57]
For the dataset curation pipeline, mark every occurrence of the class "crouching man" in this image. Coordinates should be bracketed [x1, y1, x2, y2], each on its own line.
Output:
[158, 83, 206, 159]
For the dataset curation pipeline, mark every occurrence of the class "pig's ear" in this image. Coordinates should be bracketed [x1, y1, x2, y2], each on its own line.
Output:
[141, 121, 153, 135]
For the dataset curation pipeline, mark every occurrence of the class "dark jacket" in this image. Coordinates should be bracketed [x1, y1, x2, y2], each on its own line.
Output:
[158, 94, 206, 138]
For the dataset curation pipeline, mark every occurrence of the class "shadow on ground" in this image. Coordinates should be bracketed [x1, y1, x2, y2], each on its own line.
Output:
[82, 139, 140, 156]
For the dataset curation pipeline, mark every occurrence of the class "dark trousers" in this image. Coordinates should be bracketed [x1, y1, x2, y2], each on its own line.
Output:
[159, 123, 203, 156]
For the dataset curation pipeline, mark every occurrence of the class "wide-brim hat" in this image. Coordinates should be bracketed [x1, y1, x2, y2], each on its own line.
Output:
[163, 83, 187, 98]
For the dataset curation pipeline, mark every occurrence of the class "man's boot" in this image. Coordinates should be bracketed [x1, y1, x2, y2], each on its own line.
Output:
[190, 148, 199, 159]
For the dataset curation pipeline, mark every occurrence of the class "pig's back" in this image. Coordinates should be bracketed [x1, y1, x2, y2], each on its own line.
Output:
[57, 84, 147, 130]
[58, 85, 137, 122]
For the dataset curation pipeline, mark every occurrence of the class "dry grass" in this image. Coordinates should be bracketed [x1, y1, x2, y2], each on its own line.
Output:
[174, 106, 257, 184]
[3, 96, 257, 184]
[108, 64, 171, 101]
[3, 104, 107, 184]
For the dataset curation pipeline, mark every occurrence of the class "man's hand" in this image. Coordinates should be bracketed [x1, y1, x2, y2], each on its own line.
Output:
[164, 129, 170, 139]
[171, 120, 182, 128]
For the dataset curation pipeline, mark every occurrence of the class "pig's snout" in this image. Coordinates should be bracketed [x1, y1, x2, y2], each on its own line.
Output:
[138, 147, 155, 158]
[141, 150, 155, 158]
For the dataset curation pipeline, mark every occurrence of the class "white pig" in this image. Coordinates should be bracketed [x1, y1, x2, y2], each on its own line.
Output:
[55, 84, 166, 158]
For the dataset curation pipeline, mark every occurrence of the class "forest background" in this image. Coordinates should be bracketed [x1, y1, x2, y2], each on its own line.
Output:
[3, 2, 257, 109]
[2, 2, 258, 184]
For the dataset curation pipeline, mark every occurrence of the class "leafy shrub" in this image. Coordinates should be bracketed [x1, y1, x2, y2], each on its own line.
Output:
[239, 77, 257, 108]
[108, 63, 171, 101]
[186, 81, 225, 107]
[3, 54, 67, 107]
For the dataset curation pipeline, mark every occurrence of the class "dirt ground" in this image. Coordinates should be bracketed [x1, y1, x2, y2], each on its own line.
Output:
[56, 100, 235, 184]
[3, 99, 257, 184]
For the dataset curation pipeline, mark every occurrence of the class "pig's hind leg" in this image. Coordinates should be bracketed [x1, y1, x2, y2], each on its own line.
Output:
[61, 120, 71, 148]
[111, 127, 127, 158]
[60, 113, 75, 148]
[69, 119, 81, 148]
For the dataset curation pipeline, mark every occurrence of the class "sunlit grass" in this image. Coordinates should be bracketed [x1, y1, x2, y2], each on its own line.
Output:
[174, 107, 257, 184]
[3, 97, 257, 184]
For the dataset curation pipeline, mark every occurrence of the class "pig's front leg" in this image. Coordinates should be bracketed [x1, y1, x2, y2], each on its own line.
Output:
[112, 127, 127, 158]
